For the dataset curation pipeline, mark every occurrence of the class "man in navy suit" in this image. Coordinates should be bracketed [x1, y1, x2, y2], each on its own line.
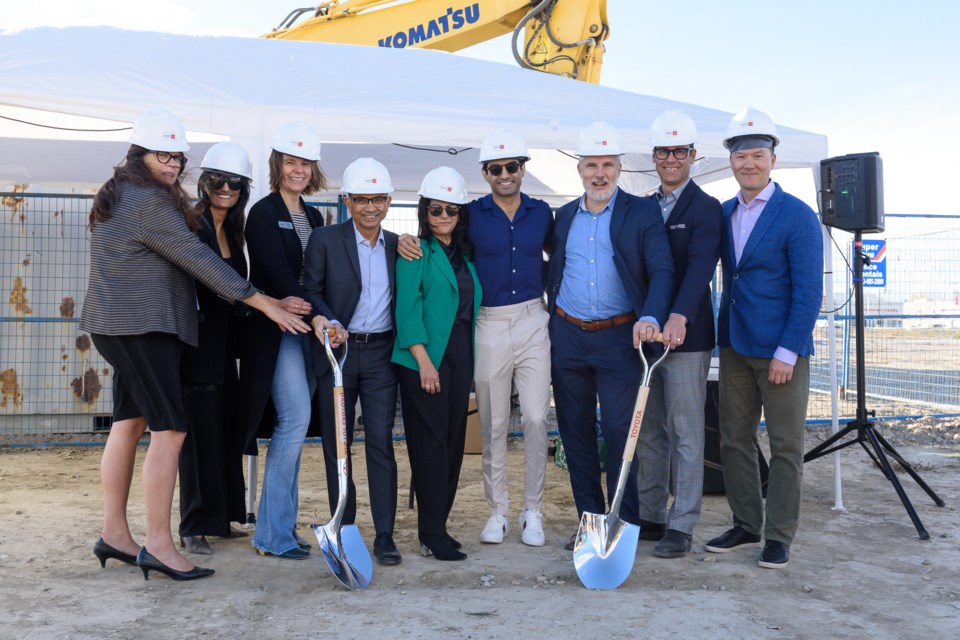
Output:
[303, 158, 402, 566]
[704, 108, 823, 569]
[547, 122, 674, 551]
[635, 111, 722, 558]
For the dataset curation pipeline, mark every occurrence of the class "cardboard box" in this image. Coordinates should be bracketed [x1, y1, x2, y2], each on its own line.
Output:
[464, 393, 482, 455]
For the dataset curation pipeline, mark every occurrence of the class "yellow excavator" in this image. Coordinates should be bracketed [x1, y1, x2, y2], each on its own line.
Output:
[264, 0, 609, 84]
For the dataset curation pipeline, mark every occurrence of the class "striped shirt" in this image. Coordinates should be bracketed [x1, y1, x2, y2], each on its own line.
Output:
[80, 182, 256, 347]
[290, 209, 312, 284]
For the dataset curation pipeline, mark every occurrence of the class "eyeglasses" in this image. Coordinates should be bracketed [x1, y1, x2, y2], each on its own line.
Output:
[204, 172, 246, 191]
[155, 151, 187, 166]
[349, 196, 389, 207]
[653, 147, 693, 161]
[427, 204, 461, 218]
[485, 161, 523, 176]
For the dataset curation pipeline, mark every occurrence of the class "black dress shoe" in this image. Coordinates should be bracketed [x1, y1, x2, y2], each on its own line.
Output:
[419, 534, 466, 561]
[638, 519, 666, 541]
[374, 533, 402, 566]
[653, 529, 692, 558]
[758, 540, 790, 569]
[136, 548, 215, 581]
[180, 535, 213, 555]
[704, 526, 762, 554]
[93, 538, 138, 568]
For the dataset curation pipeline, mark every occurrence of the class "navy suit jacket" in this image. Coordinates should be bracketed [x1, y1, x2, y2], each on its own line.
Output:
[546, 189, 674, 327]
[647, 180, 722, 353]
[718, 182, 823, 359]
[303, 219, 399, 376]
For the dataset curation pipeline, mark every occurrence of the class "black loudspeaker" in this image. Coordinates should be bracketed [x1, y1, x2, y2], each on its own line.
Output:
[820, 152, 884, 233]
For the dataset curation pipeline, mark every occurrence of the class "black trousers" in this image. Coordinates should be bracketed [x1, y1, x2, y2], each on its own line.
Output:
[178, 368, 246, 537]
[396, 322, 473, 538]
[316, 337, 399, 536]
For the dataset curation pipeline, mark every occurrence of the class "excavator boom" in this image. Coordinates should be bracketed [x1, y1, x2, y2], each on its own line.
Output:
[264, 0, 609, 83]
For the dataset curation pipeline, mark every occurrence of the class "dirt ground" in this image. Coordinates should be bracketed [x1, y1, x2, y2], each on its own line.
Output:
[1, 423, 959, 640]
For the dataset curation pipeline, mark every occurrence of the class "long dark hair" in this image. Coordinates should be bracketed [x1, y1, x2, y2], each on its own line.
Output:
[416, 197, 473, 258]
[88, 144, 196, 230]
[195, 171, 251, 251]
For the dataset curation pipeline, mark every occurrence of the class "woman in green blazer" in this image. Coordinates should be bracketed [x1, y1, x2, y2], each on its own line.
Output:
[392, 167, 482, 561]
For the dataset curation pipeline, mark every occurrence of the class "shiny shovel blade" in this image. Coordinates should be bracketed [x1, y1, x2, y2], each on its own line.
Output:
[573, 511, 640, 590]
[313, 523, 372, 590]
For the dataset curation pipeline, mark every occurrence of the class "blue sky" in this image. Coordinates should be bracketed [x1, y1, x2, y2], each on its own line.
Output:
[5, 0, 959, 213]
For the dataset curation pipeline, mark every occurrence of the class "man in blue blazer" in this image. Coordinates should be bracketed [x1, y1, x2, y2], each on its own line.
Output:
[546, 122, 674, 550]
[704, 108, 823, 569]
[635, 111, 722, 558]
[303, 158, 402, 566]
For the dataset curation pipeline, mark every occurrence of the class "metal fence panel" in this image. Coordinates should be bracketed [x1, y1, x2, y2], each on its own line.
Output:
[2, 193, 958, 441]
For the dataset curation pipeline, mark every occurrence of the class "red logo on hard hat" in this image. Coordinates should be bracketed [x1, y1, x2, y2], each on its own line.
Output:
[602, 140, 607, 146]
[170, 134, 177, 139]
[671, 130, 677, 136]
[747, 122, 754, 127]
[372, 178, 377, 184]
[297, 141, 303, 147]
[446, 186, 452, 192]
[498, 144, 504, 149]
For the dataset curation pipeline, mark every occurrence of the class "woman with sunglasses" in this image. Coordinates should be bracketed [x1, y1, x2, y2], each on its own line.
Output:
[241, 121, 327, 560]
[392, 167, 482, 561]
[176, 142, 255, 556]
[82, 110, 308, 581]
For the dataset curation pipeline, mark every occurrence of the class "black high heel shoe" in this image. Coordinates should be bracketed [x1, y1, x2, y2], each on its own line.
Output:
[446, 534, 462, 550]
[136, 548, 215, 581]
[419, 534, 467, 561]
[93, 538, 138, 568]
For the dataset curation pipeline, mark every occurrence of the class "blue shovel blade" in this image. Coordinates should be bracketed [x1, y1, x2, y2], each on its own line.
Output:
[314, 523, 373, 590]
[573, 512, 640, 590]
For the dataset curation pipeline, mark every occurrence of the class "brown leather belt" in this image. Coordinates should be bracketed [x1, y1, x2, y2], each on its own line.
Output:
[555, 306, 637, 332]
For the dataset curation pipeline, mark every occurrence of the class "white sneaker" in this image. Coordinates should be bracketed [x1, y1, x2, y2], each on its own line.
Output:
[519, 510, 545, 547]
[480, 515, 508, 544]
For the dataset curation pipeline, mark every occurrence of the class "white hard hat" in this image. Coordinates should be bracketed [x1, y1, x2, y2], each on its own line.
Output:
[576, 121, 624, 156]
[723, 107, 780, 150]
[650, 110, 698, 147]
[129, 109, 189, 152]
[271, 121, 321, 161]
[478, 129, 530, 163]
[200, 142, 252, 179]
[418, 166, 469, 205]
[341, 157, 394, 194]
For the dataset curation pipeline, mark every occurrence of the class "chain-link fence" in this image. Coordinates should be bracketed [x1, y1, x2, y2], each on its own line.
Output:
[2, 192, 958, 442]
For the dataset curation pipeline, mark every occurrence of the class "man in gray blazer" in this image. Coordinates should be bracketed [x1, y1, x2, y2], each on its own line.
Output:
[303, 158, 401, 566]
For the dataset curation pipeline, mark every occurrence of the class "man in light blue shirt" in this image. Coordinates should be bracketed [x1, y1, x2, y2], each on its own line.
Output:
[545, 122, 674, 550]
[304, 158, 403, 566]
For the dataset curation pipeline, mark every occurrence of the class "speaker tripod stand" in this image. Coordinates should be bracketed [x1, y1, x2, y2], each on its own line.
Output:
[803, 231, 944, 539]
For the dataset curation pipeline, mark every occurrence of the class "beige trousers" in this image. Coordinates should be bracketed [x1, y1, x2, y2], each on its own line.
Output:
[474, 299, 551, 515]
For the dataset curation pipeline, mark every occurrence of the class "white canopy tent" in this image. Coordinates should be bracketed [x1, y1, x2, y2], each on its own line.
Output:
[0, 26, 846, 509]
[1, 26, 828, 204]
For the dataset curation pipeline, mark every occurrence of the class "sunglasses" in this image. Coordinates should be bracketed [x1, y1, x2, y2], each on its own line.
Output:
[204, 172, 246, 191]
[350, 196, 389, 207]
[485, 161, 523, 176]
[653, 147, 693, 161]
[155, 151, 187, 166]
[427, 204, 461, 218]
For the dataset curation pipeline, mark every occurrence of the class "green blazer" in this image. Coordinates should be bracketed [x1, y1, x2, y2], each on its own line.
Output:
[391, 237, 482, 371]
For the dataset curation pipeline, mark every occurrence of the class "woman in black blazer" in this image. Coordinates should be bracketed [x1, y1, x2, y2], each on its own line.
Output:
[82, 110, 307, 581]
[243, 122, 328, 560]
[177, 143, 254, 555]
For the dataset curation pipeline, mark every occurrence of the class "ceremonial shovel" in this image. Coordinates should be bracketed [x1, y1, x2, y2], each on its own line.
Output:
[312, 329, 372, 590]
[573, 341, 671, 590]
